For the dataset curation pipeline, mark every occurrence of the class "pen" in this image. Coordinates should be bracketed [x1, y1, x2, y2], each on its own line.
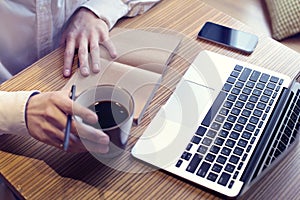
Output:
[63, 84, 76, 151]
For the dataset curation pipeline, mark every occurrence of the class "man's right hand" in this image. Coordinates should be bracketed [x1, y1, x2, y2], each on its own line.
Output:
[25, 91, 110, 153]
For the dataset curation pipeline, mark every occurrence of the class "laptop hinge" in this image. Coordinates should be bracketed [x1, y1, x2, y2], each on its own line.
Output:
[240, 87, 292, 183]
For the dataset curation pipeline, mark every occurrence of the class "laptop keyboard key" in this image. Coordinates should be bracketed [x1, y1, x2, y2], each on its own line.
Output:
[267, 82, 276, 89]
[223, 83, 233, 92]
[238, 116, 248, 124]
[239, 94, 248, 101]
[186, 154, 203, 173]
[197, 145, 208, 154]
[229, 131, 240, 140]
[270, 76, 279, 83]
[225, 163, 235, 173]
[228, 180, 235, 189]
[191, 136, 201, 144]
[181, 151, 192, 160]
[186, 143, 193, 151]
[219, 130, 229, 138]
[231, 71, 240, 78]
[234, 147, 244, 156]
[229, 155, 240, 164]
[235, 81, 244, 88]
[210, 145, 221, 154]
[221, 147, 231, 156]
[175, 160, 183, 168]
[207, 172, 218, 182]
[242, 131, 252, 139]
[217, 155, 227, 164]
[259, 73, 270, 83]
[215, 115, 226, 123]
[215, 137, 225, 146]
[238, 139, 248, 148]
[256, 83, 265, 90]
[202, 137, 212, 146]
[264, 89, 273, 96]
[227, 77, 236, 84]
[207, 130, 217, 138]
[225, 139, 236, 148]
[218, 172, 231, 186]
[197, 162, 211, 177]
[212, 164, 222, 173]
[250, 70, 261, 82]
[205, 153, 216, 163]
[239, 68, 252, 82]
[234, 65, 243, 71]
[195, 126, 207, 136]
[252, 89, 262, 97]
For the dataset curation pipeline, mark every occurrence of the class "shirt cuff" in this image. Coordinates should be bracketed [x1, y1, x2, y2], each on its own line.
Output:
[0, 91, 40, 136]
[81, 0, 129, 29]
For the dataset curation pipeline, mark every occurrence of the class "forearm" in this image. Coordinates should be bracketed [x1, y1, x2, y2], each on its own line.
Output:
[81, 0, 161, 29]
[0, 91, 39, 135]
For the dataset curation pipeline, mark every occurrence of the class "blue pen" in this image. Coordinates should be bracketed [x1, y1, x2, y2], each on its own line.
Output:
[63, 84, 76, 151]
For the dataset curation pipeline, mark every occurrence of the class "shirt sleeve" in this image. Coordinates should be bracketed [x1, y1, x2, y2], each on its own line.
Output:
[0, 91, 40, 136]
[81, 0, 161, 29]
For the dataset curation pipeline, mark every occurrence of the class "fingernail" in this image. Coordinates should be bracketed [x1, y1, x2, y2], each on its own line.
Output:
[64, 69, 70, 76]
[81, 67, 89, 76]
[112, 52, 117, 59]
[93, 63, 100, 73]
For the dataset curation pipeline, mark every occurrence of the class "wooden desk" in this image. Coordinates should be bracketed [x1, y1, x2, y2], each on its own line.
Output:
[1, 0, 299, 199]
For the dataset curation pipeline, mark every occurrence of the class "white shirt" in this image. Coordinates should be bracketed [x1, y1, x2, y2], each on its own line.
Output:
[0, 0, 160, 135]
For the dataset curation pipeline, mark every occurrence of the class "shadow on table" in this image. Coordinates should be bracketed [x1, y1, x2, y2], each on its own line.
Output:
[0, 134, 149, 191]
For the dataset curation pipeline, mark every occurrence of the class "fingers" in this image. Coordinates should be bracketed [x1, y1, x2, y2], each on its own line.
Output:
[71, 122, 110, 153]
[89, 35, 101, 73]
[62, 10, 117, 77]
[73, 121, 109, 144]
[78, 36, 90, 76]
[64, 131, 109, 153]
[63, 33, 76, 77]
[101, 39, 117, 59]
[48, 117, 109, 153]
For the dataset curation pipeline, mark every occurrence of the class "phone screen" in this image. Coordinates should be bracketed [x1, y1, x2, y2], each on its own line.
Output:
[198, 22, 258, 54]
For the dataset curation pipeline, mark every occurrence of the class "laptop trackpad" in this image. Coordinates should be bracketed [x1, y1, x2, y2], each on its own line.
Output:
[132, 80, 215, 168]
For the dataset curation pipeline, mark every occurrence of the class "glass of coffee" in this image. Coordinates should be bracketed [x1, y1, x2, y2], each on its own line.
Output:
[74, 85, 134, 158]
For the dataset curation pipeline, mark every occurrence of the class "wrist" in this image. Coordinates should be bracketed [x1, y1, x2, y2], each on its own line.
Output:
[25, 92, 40, 130]
[79, 7, 110, 28]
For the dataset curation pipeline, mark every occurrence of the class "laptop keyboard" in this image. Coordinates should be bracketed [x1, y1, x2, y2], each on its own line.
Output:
[175, 65, 286, 188]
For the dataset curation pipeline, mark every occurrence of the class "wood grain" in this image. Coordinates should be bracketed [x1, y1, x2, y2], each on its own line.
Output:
[0, 0, 299, 199]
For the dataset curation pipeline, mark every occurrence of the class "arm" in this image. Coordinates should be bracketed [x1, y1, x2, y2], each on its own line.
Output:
[62, 0, 161, 77]
[82, 0, 162, 29]
[0, 91, 39, 136]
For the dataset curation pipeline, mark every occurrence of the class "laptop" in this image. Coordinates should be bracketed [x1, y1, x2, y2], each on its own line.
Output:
[131, 50, 300, 198]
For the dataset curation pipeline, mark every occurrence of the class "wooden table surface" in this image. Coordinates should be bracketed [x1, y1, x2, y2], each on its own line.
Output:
[0, 0, 300, 199]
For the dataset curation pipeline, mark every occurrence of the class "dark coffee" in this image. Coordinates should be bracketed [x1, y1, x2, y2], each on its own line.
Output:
[88, 100, 129, 129]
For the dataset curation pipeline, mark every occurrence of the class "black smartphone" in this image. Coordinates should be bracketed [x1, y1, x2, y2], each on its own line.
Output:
[198, 22, 258, 54]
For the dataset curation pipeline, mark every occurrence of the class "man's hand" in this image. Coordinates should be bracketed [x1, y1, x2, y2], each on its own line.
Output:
[26, 91, 110, 153]
[62, 8, 117, 77]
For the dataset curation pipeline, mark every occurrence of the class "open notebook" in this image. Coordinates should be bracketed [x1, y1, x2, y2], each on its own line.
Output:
[63, 28, 182, 125]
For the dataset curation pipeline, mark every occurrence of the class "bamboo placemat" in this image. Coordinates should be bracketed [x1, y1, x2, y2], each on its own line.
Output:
[0, 0, 300, 199]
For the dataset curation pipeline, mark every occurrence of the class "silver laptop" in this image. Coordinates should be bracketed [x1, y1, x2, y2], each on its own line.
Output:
[131, 50, 300, 198]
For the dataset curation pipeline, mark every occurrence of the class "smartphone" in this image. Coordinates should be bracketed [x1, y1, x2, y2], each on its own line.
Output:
[197, 22, 258, 54]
